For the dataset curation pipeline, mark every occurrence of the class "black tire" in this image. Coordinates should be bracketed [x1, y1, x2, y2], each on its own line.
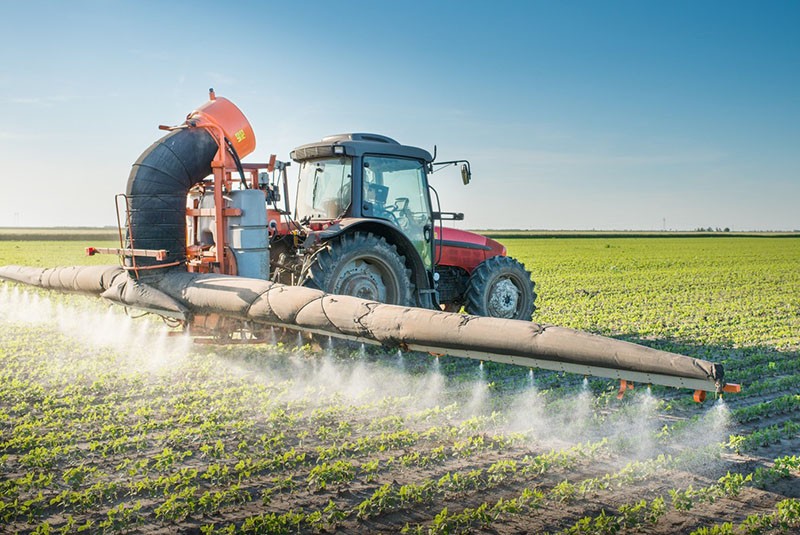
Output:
[465, 256, 536, 320]
[303, 232, 414, 306]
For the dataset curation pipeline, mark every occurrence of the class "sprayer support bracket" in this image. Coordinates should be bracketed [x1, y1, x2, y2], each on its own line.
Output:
[87, 247, 168, 261]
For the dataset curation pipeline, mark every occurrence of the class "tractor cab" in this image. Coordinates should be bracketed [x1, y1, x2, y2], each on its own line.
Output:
[292, 133, 434, 271]
[280, 133, 537, 319]
[287, 134, 436, 307]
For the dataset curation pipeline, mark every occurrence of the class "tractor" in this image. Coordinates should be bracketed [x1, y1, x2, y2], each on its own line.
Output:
[95, 92, 534, 321]
[257, 133, 537, 320]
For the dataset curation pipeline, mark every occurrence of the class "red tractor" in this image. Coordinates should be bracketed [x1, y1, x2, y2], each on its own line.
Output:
[261, 133, 537, 320]
[110, 94, 535, 322]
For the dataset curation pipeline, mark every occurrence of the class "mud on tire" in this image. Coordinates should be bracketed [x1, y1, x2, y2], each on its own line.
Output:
[465, 256, 536, 320]
[302, 231, 414, 306]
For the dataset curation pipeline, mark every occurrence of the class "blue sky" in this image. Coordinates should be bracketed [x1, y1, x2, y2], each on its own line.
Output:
[1, 0, 797, 230]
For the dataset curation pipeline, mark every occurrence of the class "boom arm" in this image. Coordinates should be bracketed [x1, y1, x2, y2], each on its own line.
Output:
[0, 264, 738, 397]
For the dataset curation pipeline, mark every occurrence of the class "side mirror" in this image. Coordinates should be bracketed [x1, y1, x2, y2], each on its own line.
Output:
[460, 163, 471, 185]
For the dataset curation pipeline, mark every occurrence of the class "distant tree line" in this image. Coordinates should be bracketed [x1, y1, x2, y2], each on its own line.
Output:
[693, 227, 731, 232]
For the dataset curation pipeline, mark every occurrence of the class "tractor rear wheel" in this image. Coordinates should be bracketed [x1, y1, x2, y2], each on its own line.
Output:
[465, 256, 536, 320]
[303, 232, 414, 306]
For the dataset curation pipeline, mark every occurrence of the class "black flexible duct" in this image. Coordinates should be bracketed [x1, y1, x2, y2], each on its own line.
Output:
[125, 128, 219, 269]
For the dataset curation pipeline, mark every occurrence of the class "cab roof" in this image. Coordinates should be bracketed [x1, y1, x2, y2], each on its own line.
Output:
[291, 133, 433, 163]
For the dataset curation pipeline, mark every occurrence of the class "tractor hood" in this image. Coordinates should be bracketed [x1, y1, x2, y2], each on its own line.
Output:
[435, 227, 507, 273]
[437, 227, 507, 257]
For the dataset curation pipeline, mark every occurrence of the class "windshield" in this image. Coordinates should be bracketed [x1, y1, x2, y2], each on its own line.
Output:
[295, 157, 353, 221]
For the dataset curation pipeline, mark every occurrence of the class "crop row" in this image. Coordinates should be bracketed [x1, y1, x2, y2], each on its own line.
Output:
[0, 418, 528, 527]
[356, 440, 608, 520]
[199, 444, 605, 534]
[404, 452, 799, 535]
[689, 498, 800, 535]
[726, 421, 800, 454]
[14, 439, 599, 534]
[732, 394, 800, 424]
[562, 454, 800, 535]
[393, 444, 722, 534]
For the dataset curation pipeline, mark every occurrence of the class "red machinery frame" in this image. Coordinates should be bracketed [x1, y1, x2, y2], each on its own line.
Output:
[184, 160, 276, 275]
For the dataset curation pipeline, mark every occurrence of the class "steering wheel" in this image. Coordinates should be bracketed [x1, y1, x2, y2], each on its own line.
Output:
[386, 197, 412, 230]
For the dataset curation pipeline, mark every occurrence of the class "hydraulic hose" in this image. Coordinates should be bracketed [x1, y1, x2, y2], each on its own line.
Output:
[225, 137, 248, 189]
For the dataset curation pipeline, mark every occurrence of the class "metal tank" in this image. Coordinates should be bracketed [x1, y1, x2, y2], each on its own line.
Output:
[226, 189, 269, 279]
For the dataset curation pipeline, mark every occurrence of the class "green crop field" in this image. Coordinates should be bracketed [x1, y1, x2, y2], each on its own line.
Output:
[1, 236, 798, 534]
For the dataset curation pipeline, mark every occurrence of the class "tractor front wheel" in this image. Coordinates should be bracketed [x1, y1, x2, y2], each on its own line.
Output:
[303, 232, 414, 306]
[465, 256, 536, 320]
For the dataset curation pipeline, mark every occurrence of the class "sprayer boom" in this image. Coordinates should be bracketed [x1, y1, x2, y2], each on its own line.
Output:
[0, 265, 740, 399]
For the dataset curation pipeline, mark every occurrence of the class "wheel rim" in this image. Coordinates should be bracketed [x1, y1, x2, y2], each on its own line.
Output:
[487, 277, 521, 318]
[333, 258, 398, 303]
